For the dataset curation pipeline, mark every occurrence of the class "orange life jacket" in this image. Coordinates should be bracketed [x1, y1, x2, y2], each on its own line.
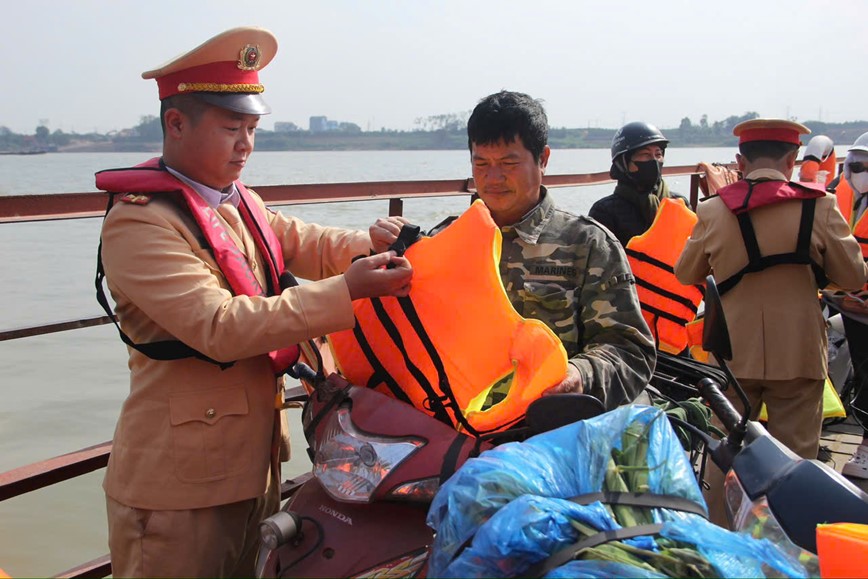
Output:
[625, 198, 703, 355]
[327, 200, 568, 435]
[834, 177, 868, 290]
[800, 152, 837, 187]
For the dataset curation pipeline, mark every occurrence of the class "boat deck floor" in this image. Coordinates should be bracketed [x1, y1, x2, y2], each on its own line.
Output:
[820, 414, 868, 492]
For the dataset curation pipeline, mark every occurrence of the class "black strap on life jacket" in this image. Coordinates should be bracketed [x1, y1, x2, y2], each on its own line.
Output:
[347, 224, 510, 438]
[717, 197, 828, 296]
[626, 248, 704, 326]
[439, 433, 471, 484]
[95, 193, 235, 369]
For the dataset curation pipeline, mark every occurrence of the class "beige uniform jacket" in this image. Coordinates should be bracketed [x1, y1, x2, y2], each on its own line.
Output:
[100, 188, 370, 510]
[675, 170, 868, 381]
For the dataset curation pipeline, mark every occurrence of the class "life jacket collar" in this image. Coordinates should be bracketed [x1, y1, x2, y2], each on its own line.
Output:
[95, 157, 299, 374]
[718, 178, 826, 215]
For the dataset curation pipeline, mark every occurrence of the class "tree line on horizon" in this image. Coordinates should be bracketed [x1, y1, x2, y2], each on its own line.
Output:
[2, 112, 868, 153]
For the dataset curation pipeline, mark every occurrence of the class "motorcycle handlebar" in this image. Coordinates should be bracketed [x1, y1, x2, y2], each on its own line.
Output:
[292, 362, 319, 383]
[698, 377, 742, 433]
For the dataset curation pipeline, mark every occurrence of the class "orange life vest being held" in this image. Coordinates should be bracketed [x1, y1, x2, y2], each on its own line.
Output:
[327, 200, 568, 435]
[625, 197, 703, 355]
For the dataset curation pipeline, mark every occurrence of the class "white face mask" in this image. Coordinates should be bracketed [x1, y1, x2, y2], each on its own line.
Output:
[849, 172, 868, 196]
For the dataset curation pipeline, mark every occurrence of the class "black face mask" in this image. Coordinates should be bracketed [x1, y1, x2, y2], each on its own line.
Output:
[630, 159, 662, 192]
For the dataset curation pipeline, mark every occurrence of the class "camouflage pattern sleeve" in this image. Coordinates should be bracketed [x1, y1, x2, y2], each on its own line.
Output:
[568, 220, 656, 408]
[500, 195, 656, 409]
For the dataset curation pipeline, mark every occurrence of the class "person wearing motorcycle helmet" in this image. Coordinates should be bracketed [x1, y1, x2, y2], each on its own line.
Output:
[798, 134, 836, 187]
[830, 131, 868, 480]
[589, 121, 686, 245]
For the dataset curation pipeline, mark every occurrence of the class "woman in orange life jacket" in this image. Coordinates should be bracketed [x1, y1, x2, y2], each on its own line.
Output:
[799, 134, 837, 187]
[832, 131, 868, 480]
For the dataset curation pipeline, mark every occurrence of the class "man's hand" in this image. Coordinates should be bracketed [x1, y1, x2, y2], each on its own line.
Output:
[345, 251, 413, 299]
[370, 216, 412, 254]
[542, 364, 583, 396]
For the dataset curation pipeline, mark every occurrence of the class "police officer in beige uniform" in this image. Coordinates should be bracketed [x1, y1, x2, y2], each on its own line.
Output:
[676, 119, 866, 458]
[97, 27, 412, 577]
[675, 119, 867, 525]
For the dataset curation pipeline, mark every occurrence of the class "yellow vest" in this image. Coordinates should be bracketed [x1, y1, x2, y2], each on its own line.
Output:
[327, 200, 568, 435]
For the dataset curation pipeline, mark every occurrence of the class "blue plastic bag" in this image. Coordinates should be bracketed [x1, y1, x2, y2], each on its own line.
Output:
[427, 405, 810, 578]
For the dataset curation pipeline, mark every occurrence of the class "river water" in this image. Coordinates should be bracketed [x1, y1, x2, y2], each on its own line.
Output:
[1, 145, 827, 576]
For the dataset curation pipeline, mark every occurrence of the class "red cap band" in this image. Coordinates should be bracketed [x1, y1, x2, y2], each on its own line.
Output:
[738, 128, 801, 145]
[156, 61, 262, 100]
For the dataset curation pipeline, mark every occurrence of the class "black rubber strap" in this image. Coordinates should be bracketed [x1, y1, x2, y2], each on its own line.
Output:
[797, 199, 828, 289]
[525, 492, 706, 577]
[633, 275, 702, 314]
[95, 194, 233, 369]
[439, 434, 469, 484]
[624, 247, 673, 273]
[737, 212, 763, 267]
[396, 296, 483, 436]
[525, 523, 665, 578]
[302, 383, 350, 445]
[638, 299, 694, 326]
[568, 491, 707, 518]
[389, 224, 422, 256]
[349, 318, 413, 405]
[370, 297, 455, 427]
[736, 180, 757, 213]
[719, 199, 827, 296]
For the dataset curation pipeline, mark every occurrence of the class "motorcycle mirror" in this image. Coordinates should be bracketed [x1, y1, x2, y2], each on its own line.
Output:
[702, 276, 733, 361]
[525, 393, 605, 434]
[701, 275, 751, 446]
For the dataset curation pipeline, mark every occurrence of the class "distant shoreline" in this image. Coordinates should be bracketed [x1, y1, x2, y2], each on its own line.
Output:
[10, 118, 868, 154]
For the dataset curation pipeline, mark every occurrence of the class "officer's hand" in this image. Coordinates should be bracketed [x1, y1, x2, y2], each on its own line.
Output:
[542, 364, 583, 396]
[370, 216, 412, 254]
[345, 251, 413, 300]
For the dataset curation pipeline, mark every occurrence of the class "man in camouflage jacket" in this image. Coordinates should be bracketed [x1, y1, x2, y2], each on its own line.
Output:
[457, 91, 655, 409]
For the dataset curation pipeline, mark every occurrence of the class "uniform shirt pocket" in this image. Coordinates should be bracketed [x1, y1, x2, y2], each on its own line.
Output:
[520, 281, 572, 319]
[169, 387, 250, 483]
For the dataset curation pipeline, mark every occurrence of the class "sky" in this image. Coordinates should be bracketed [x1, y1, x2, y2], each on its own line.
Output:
[2, 0, 866, 135]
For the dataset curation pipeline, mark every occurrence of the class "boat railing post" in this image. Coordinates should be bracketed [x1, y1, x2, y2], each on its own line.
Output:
[389, 197, 403, 217]
[689, 173, 700, 211]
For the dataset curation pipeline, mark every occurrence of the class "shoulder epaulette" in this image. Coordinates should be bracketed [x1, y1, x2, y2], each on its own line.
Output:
[118, 193, 152, 205]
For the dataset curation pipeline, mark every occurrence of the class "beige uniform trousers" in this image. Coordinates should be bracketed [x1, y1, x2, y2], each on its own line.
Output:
[106, 474, 279, 578]
[703, 376, 824, 527]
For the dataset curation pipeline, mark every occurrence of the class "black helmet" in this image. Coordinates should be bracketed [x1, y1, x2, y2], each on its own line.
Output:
[611, 121, 669, 162]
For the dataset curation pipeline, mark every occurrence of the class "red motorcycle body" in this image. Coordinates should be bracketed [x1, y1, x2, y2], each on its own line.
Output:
[257, 374, 489, 578]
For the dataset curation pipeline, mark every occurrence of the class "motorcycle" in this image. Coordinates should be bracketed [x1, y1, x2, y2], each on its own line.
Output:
[690, 276, 868, 554]
[255, 346, 604, 578]
[256, 275, 868, 577]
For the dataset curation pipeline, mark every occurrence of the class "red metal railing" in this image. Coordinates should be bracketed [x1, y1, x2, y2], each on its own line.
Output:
[0, 164, 720, 577]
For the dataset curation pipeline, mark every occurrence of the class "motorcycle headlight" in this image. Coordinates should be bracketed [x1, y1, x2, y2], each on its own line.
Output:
[313, 405, 424, 503]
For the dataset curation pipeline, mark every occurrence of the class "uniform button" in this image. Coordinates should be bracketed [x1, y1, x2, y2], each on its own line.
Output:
[205, 408, 216, 419]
